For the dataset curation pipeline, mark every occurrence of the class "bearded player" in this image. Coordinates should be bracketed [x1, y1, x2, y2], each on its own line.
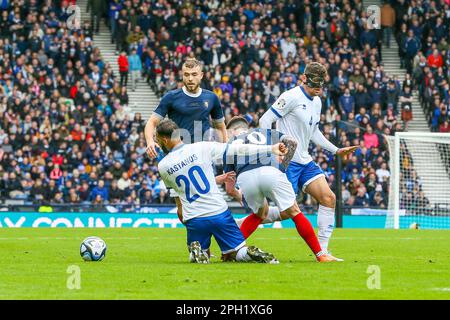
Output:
[156, 119, 286, 264]
[145, 58, 228, 159]
[258, 62, 358, 257]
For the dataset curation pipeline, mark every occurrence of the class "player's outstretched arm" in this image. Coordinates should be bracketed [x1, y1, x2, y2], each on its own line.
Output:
[336, 146, 359, 157]
[226, 142, 287, 157]
[145, 114, 162, 158]
[311, 128, 340, 154]
[311, 129, 358, 157]
[212, 120, 228, 143]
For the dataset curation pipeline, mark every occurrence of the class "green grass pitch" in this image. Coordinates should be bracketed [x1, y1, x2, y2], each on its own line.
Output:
[0, 228, 449, 299]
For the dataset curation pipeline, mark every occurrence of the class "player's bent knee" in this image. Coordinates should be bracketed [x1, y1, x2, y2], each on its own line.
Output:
[320, 192, 336, 208]
[257, 206, 269, 220]
[281, 203, 300, 219]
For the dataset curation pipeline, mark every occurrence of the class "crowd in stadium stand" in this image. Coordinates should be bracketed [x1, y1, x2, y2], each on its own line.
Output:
[394, 0, 450, 133]
[0, 0, 170, 210]
[392, 0, 450, 213]
[0, 0, 447, 212]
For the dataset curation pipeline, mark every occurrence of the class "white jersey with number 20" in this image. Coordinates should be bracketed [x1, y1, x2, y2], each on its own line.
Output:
[158, 141, 273, 221]
[158, 142, 229, 221]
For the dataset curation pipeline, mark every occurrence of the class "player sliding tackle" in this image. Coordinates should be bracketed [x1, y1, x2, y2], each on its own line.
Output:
[156, 119, 288, 264]
[222, 116, 340, 262]
[257, 62, 358, 256]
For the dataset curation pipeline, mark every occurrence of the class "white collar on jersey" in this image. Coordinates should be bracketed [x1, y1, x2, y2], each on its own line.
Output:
[170, 143, 185, 153]
[182, 86, 203, 98]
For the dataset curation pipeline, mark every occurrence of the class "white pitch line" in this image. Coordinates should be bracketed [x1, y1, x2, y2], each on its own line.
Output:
[331, 237, 422, 240]
[0, 237, 144, 240]
[265, 236, 422, 241]
[0, 236, 443, 241]
[431, 288, 450, 292]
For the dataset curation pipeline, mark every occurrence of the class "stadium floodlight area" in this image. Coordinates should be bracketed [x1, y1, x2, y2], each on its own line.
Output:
[386, 132, 450, 229]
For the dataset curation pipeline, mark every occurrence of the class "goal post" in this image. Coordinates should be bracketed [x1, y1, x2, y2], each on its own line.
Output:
[386, 132, 450, 229]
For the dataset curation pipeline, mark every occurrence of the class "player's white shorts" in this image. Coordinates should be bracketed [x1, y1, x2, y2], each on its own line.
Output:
[236, 166, 296, 213]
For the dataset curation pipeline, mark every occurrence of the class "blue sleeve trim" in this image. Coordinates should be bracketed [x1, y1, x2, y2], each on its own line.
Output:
[300, 85, 314, 101]
[270, 107, 282, 118]
[222, 144, 229, 165]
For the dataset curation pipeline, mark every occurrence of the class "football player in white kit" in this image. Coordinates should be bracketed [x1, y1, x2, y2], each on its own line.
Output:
[156, 119, 287, 264]
[258, 62, 358, 256]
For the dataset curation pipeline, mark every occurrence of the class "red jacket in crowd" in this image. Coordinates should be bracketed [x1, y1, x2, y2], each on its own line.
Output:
[440, 122, 450, 133]
[52, 154, 64, 165]
[71, 129, 83, 141]
[427, 53, 443, 68]
[70, 84, 78, 99]
[118, 55, 129, 72]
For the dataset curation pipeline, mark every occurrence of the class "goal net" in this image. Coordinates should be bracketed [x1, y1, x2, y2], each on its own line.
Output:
[386, 132, 450, 229]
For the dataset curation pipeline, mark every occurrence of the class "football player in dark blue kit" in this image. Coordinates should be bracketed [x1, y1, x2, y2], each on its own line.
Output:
[222, 116, 342, 262]
[145, 59, 228, 158]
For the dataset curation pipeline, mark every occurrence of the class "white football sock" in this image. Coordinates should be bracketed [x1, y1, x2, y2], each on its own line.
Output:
[235, 217, 245, 228]
[262, 206, 282, 224]
[235, 246, 252, 262]
[235, 206, 282, 227]
[317, 205, 335, 252]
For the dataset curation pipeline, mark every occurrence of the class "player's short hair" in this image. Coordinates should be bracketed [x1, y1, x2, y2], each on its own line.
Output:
[304, 62, 327, 88]
[156, 119, 180, 139]
[182, 58, 203, 70]
[226, 116, 249, 130]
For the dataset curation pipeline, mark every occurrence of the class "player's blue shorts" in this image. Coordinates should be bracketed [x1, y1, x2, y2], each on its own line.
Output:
[185, 209, 246, 254]
[286, 161, 325, 194]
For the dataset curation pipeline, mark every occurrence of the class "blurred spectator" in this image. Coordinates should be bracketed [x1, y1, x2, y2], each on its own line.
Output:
[370, 191, 387, 208]
[90, 0, 104, 34]
[399, 85, 413, 131]
[404, 29, 421, 73]
[90, 180, 109, 202]
[363, 125, 379, 149]
[440, 120, 450, 133]
[128, 48, 142, 91]
[381, 1, 396, 48]
[118, 51, 129, 87]
[427, 49, 444, 69]
[339, 88, 355, 117]
[376, 162, 390, 184]
[354, 186, 370, 207]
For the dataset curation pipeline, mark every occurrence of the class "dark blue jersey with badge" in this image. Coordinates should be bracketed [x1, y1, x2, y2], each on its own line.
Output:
[153, 88, 224, 143]
[223, 128, 285, 176]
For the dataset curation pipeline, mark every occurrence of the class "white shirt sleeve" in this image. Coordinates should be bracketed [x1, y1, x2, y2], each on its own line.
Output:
[157, 163, 174, 189]
[201, 142, 228, 161]
[200, 141, 273, 162]
[226, 143, 272, 157]
[311, 127, 339, 154]
[259, 91, 296, 128]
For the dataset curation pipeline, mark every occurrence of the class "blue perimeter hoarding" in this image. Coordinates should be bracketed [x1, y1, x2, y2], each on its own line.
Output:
[0, 208, 448, 228]
[0, 211, 386, 229]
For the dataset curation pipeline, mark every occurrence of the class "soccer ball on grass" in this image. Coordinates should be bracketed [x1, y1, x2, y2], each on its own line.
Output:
[80, 236, 107, 261]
